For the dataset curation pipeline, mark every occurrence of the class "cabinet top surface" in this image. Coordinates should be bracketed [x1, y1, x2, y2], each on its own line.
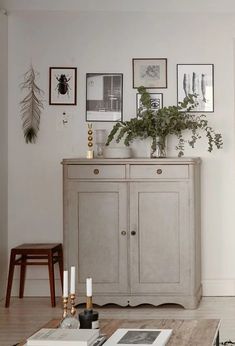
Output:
[62, 157, 201, 165]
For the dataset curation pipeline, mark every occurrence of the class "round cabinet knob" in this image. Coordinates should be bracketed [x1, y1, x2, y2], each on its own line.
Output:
[121, 231, 127, 236]
[156, 169, 162, 175]
[131, 231, 136, 236]
[93, 169, 99, 175]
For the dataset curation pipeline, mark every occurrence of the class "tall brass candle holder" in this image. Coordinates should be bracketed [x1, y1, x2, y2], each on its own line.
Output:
[60, 295, 80, 329]
[70, 293, 77, 316]
[87, 123, 94, 159]
[62, 296, 69, 319]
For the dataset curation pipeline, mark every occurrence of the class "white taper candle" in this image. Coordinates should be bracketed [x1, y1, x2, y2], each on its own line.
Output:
[70, 266, 76, 294]
[63, 270, 68, 298]
[86, 277, 92, 297]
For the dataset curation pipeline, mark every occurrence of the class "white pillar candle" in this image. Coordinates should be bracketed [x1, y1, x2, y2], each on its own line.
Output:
[86, 277, 92, 297]
[63, 270, 68, 298]
[70, 266, 76, 294]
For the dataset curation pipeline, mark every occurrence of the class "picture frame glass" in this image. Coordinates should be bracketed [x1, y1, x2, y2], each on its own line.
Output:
[49, 67, 77, 105]
[177, 64, 214, 112]
[133, 59, 167, 89]
[86, 73, 123, 122]
[136, 93, 163, 115]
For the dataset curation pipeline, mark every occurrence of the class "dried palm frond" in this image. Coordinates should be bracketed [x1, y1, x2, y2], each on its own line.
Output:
[20, 66, 44, 143]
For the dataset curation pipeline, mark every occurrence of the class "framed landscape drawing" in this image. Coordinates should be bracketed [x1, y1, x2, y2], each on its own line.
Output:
[49, 67, 77, 105]
[177, 64, 214, 112]
[86, 73, 123, 122]
[136, 93, 163, 115]
[132, 58, 167, 89]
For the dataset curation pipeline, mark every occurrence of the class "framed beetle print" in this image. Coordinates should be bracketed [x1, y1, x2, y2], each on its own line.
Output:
[177, 64, 214, 112]
[86, 73, 123, 122]
[132, 58, 167, 89]
[136, 93, 163, 115]
[49, 67, 77, 105]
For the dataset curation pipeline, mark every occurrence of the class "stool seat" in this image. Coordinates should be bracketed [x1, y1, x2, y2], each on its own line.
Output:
[5, 243, 63, 308]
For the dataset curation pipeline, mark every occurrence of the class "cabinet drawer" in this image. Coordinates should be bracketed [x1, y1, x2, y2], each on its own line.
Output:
[130, 165, 188, 179]
[67, 165, 126, 179]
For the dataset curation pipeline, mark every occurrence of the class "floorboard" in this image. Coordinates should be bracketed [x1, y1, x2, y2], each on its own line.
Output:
[0, 297, 235, 345]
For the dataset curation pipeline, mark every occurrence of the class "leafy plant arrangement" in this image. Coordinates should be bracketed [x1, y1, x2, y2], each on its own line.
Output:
[20, 65, 44, 143]
[106, 86, 223, 157]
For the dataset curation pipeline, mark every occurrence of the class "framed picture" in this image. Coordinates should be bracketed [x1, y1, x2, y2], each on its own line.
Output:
[177, 64, 214, 112]
[103, 328, 172, 346]
[136, 93, 163, 115]
[49, 67, 77, 105]
[86, 73, 123, 122]
[132, 58, 167, 89]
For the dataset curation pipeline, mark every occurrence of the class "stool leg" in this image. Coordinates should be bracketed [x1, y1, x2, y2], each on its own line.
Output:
[58, 245, 64, 292]
[19, 255, 27, 298]
[48, 251, 56, 307]
[5, 251, 16, 308]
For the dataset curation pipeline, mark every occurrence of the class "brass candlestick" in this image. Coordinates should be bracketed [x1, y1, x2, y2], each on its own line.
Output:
[86, 296, 93, 310]
[87, 123, 94, 159]
[70, 293, 76, 316]
[62, 296, 69, 319]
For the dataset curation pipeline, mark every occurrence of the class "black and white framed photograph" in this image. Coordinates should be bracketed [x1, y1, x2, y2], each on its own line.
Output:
[136, 93, 163, 115]
[177, 64, 214, 112]
[86, 73, 123, 122]
[103, 328, 172, 346]
[49, 67, 77, 105]
[132, 58, 167, 89]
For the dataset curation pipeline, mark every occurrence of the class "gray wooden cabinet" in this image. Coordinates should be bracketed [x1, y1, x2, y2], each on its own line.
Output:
[62, 158, 201, 308]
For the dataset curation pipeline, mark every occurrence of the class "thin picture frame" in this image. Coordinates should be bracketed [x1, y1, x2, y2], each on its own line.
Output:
[177, 64, 214, 112]
[136, 93, 163, 115]
[49, 67, 77, 105]
[86, 73, 123, 122]
[132, 58, 167, 89]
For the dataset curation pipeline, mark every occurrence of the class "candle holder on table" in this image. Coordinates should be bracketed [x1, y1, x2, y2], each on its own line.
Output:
[79, 295, 99, 329]
[60, 294, 80, 329]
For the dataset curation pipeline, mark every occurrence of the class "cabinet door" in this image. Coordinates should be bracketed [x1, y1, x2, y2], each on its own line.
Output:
[130, 182, 190, 294]
[65, 181, 128, 294]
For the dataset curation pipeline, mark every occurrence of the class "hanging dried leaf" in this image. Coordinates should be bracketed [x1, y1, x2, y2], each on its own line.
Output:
[20, 66, 44, 143]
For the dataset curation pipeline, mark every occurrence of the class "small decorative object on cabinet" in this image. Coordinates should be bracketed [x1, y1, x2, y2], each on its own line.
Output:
[95, 129, 106, 157]
[106, 86, 223, 158]
[87, 123, 94, 159]
[62, 157, 201, 309]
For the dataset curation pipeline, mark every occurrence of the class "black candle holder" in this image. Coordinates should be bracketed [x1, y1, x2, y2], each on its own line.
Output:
[79, 309, 99, 329]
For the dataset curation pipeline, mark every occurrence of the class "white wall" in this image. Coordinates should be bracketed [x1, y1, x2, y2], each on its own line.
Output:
[0, 10, 8, 300]
[7, 10, 235, 296]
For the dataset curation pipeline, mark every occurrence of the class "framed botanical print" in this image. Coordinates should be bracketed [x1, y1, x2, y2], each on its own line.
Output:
[49, 67, 77, 105]
[86, 73, 123, 122]
[132, 58, 167, 89]
[177, 64, 214, 112]
[136, 93, 163, 115]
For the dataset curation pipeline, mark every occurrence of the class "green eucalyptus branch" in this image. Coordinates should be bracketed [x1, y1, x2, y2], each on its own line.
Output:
[106, 86, 223, 157]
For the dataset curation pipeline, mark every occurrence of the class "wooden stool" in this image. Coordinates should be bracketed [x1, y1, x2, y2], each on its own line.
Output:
[5, 243, 63, 308]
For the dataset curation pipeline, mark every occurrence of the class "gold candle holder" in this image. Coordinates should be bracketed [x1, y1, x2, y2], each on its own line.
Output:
[86, 296, 93, 310]
[62, 296, 69, 319]
[70, 293, 76, 316]
[87, 123, 94, 159]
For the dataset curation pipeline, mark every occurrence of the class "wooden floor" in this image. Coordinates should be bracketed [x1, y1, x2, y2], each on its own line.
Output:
[0, 296, 235, 345]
